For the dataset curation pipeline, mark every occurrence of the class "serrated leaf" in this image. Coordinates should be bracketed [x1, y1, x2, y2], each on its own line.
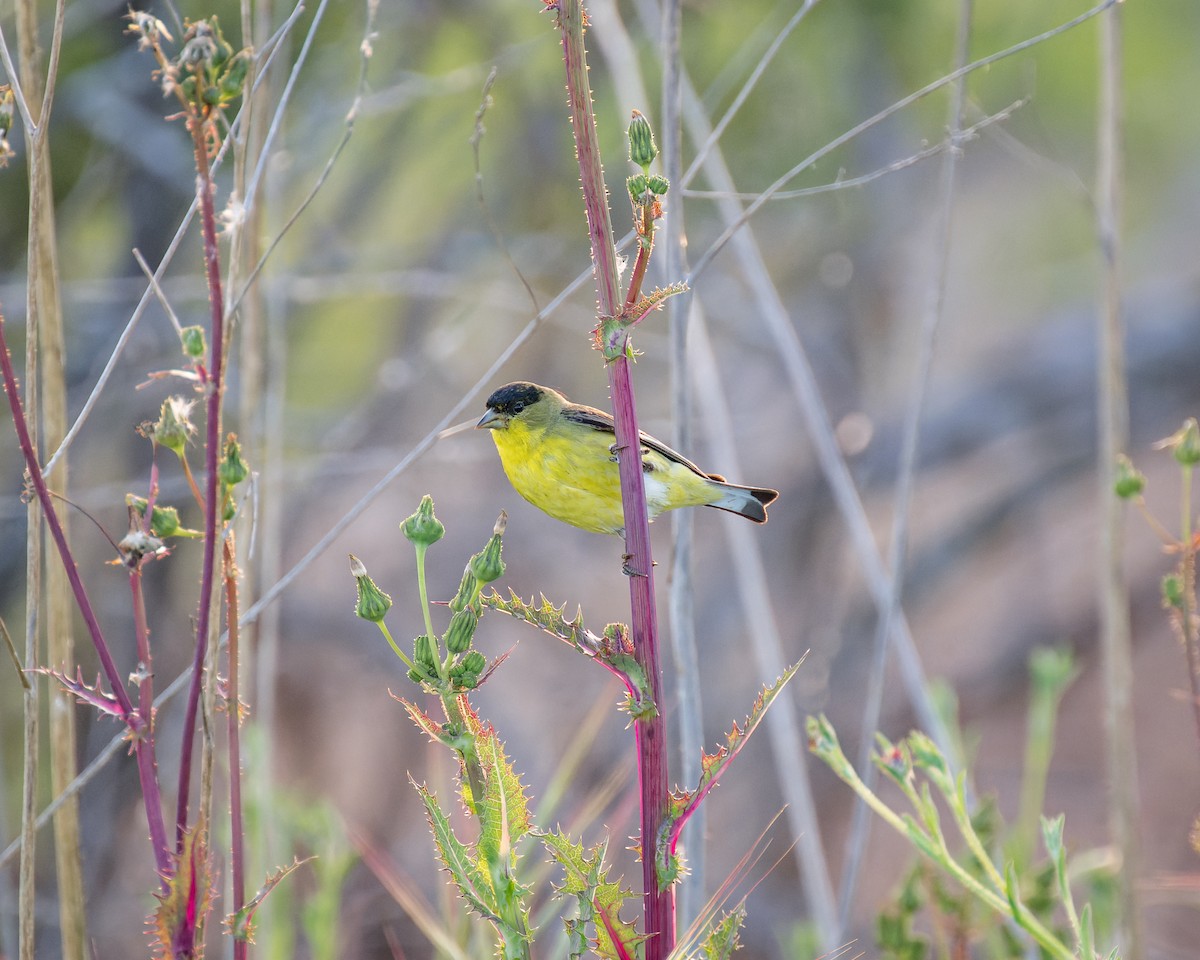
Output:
[36, 666, 126, 720]
[661, 662, 801, 884]
[412, 778, 499, 922]
[695, 904, 747, 960]
[467, 702, 534, 938]
[539, 829, 638, 960]
[150, 825, 213, 959]
[475, 718, 532, 860]
[398, 697, 459, 748]
[480, 590, 652, 708]
[595, 898, 649, 960]
[223, 856, 311, 942]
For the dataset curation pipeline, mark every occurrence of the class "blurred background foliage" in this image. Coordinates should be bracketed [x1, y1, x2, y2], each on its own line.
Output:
[1, 0, 1199, 956]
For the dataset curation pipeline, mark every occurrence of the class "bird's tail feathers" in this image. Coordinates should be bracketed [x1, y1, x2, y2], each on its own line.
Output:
[706, 480, 779, 524]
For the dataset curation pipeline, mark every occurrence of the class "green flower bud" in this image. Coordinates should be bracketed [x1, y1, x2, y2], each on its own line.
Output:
[219, 434, 249, 487]
[152, 396, 196, 457]
[126, 495, 200, 539]
[646, 174, 670, 196]
[208, 16, 234, 69]
[219, 51, 250, 102]
[1175, 419, 1200, 466]
[1029, 647, 1075, 696]
[349, 555, 392, 623]
[449, 571, 478, 613]
[180, 325, 207, 359]
[413, 633, 438, 671]
[1113, 454, 1145, 499]
[627, 174, 648, 201]
[1163, 573, 1185, 610]
[445, 608, 478, 654]
[461, 650, 486, 675]
[454, 649, 487, 686]
[627, 109, 658, 171]
[402, 495, 445, 548]
[469, 512, 507, 585]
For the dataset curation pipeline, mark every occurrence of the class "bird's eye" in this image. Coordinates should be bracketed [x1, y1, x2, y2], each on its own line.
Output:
[512, 401, 525, 413]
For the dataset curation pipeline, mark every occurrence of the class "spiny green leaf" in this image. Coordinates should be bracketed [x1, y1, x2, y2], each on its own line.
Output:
[151, 826, 214, 958]
[412, 779, 499, 922]
[224, 856, 311, 943]
[539, 829, 638, 960]
[660, 661, 802, 887]
[481, 590, 653, 708]
[695, 904, 747, 960]
[474, 714, 533, 863]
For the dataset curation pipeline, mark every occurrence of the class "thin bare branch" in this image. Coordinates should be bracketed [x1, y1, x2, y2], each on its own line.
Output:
[838, 0, 975, 934]
[0, 23, 35, 134]
[689, 304, 838, 947]
[133, 248, 184, 335]
[686, 0, 1122, 283]
[682, 99, 1026, 202]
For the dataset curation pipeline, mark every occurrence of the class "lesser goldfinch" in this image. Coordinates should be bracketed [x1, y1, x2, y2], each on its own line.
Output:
[476, 381, 779, 535]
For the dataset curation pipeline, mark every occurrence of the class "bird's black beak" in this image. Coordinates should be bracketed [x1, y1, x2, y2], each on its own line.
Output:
[476, 408, 504, 430]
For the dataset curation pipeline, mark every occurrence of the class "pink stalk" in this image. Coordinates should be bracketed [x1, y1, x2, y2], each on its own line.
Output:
[0, 318, 172, 880]
[175, 121, 227, 853]
[552, 1, 674, 954]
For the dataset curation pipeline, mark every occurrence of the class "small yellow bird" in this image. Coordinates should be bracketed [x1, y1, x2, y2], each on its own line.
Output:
[476, 381, 779, 535]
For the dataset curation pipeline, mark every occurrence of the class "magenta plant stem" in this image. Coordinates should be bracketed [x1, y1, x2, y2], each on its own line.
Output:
[175, 128, 227, 854]
[0, 318, 172, 879]
[553, 2, 674, 954]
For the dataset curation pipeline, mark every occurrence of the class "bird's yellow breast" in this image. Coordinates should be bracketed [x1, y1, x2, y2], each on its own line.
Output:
[488, 417, 721, 535]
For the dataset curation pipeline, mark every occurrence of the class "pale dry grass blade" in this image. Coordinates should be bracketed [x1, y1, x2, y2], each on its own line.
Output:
[1095, 4, 1141, 955]
[690, 303, 840, 949]
[837, 0, 976, 934]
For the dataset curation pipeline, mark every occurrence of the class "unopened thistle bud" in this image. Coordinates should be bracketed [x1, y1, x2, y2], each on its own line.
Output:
[152, 396, 196, 457]
[457, 650, 487, 686]
[402, 495, 445, 548]
[413, 634, 438, 671]
[350, 555, 392, 623]
[627, 110, 658, 171]
[646, 174, 670, 196]
[627, 174, 648, 201]
[1174, 419, 1200, 467]
[449, 571, 478, 613]
[1029, 647, 1075, 696]
[469, 513, 507, 585]
[1113, 454, 1145, 499]
[219, 434, 249, 487]
[445, 608, 478, 654]
[219, 50, 250, 102]
[180, 325, 206, 360]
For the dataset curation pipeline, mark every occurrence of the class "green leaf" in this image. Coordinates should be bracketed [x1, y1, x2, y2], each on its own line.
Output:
[481, 590, 653, 711]
[539, 829, 640, 960]
[412, 779, 499, 922]
[660, 661, 801, 889]
[224, 856, 311, 943]
[695, 905, 747, 960]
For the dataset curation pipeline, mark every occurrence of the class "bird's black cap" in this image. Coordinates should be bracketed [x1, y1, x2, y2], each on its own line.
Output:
[485, 381, 544, 412]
